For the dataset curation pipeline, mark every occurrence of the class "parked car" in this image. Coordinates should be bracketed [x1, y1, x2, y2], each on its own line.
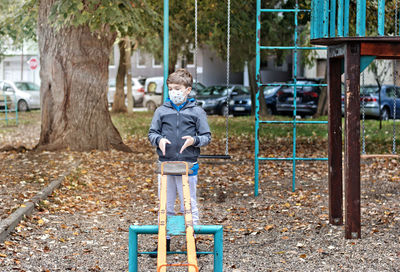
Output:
[143, 76, 206, 111]
[341, 85, 400, 120]
[0, 80, 40, 111]
[229, 84, 283, 116]
[196, 85, 249, 116]
[276, 80, 322, 117]
[107, 77, 146, 107]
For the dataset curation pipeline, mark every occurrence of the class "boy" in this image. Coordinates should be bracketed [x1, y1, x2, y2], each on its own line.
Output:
[148, 69, 211, 257]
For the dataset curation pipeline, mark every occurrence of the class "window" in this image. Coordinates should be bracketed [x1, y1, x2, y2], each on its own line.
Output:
[316, 59, 327, 78]
[137, 50, 146, 68]
[147, 82, 157, 93]
[14, 82, 39, 91]
[186, 52, 194, 67]
[152, 55, 162, 68]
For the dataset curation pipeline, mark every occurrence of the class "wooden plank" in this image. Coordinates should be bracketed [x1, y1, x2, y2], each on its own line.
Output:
[311, 36, 400, 45]
[328, 56, 343, 225]
[157, 174, 168, 272]
[344, 42, 361, 239]
[361, 154, 400, 159]
[182, 173, 198, 272]
[328, 44, 346, 58]
[361, 42, 400, 58]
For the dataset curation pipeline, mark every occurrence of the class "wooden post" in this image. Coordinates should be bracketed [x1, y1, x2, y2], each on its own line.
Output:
[344, 42, 361, 239]
[328, 55, 343, 225]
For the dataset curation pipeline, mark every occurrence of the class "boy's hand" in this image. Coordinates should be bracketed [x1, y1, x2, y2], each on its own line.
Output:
[159, 138, 171, 156]
[180, 136, 195, 153]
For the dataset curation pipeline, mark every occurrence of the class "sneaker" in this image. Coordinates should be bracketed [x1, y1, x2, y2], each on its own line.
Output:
[149, 239, 171, 258]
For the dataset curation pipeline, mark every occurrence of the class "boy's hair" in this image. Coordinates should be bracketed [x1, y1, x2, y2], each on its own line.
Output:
[167, 69, 193, 88]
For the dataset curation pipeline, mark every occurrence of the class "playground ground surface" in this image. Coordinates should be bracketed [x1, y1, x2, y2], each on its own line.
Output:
[0, 111, 399, 271]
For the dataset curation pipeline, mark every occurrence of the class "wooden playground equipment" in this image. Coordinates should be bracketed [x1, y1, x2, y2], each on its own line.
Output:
[310, 0, 400, 239]
[129, 162, 223, 271]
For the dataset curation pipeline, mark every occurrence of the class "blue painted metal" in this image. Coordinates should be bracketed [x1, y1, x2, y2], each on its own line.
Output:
[378, 0, 385, 36]
[167, 215, 185, 235]
[163, 0, 169, 101]
[129, 225, 223, 272]
[262, 83, 327, 87]
[260, 46, 326, 50]
[323, 0, 329, 37]
[254, 1, 329, 194]
[261, 9, 310, 13]
[255, 0, 261, 196]
[0, 92, 18, 125]
[260, 120, 328, 124]
[360, 56, 376, 72]
[337, 0, 344, 36]
[356, 0, 366, 36]
[258, 157, 329, 161]
[293, 3, 299, 192]
[344, 0, 350, 36]
[330, 0, 337, 37]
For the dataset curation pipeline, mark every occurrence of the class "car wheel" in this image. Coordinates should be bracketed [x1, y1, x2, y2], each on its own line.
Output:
[220, 105, 229, 116]
[381, 107, 389, 121]
[18, 100, 29, 112]
[146, 101, 157, 112]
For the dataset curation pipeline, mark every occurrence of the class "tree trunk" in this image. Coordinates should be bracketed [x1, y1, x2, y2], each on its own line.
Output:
[248, 58, 269, 116]
[37, 0, 131, 152]
[125, 37, 133, 114]
[112, 40, 128, 113]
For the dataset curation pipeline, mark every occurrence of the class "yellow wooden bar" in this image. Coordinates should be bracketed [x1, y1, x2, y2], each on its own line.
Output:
[182, 173, 198, 272]
[157, 174, 168, 272]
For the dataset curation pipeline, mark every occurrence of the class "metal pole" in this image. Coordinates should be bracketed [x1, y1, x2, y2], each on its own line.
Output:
[163, 0, 169, 101]
[128, 228, 138, 272]
[255, 0, 261, 196]
[213, 226, 223, 272]
[378, 0, 385, 36]
[292, 1, 299, 192]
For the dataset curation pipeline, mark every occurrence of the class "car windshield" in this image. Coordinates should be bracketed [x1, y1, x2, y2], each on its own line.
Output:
[14, 82, 39, 91]
[109, 79, 116, 87]
[138, 78, 146, 86]
[360, 86, 379, 95]
[263, 86, 280, 95]
[198, 86, 229, 96]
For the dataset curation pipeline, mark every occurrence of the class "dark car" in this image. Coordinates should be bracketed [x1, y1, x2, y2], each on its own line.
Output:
[229, 85, 283, 116]
[341, 85, 400, 120]
[276, 80, 322, 117]
[196, 85, 249, 115]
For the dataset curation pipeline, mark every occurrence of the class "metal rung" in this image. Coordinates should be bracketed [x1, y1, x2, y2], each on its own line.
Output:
[259, 120, 328, 124]
[261, 9, 310, 13]
[260, 46, 327, 50]
[259, 83, 327, 87]
[258, 157, 328, 161]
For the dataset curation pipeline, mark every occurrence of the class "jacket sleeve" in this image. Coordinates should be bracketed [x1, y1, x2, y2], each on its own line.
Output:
[194, 107, 211, 147]
[148, 109, 163, 147]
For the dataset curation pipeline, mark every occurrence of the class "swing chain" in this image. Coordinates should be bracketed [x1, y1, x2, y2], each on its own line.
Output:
[361, 72, 366, 154]
[225, 0, 231, 156]
[194, 0, 198, 93]
[393, 0, 398, 154]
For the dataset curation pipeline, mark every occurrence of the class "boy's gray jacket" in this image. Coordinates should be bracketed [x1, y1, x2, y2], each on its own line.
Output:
[148, 100, 211, 162]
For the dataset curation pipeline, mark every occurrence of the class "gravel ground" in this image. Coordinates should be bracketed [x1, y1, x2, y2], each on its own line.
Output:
[0, 115, 399, 271]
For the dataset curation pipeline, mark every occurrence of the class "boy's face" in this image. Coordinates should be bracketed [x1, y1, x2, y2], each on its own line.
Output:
[168, 83, 192, 105]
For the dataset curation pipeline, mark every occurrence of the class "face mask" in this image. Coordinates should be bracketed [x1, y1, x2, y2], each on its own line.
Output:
[169, 89, 188, 105]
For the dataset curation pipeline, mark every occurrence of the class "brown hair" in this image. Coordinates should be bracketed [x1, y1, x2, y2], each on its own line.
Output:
[166, 68, 193, 88]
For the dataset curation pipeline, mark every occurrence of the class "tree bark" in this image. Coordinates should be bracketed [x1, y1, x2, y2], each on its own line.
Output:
[37, 0, 131, 152]
[248, 58, 269, 116]
[125, 37, 133, 114]
[112, 40, 128, 113]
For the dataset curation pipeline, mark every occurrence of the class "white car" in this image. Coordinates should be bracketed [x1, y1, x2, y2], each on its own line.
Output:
[143, 76, 206, 111]
[107, 77, 145, 107]
[0, 80, 41, 111]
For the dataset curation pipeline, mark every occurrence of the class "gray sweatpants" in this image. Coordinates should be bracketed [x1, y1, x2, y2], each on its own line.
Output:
[157, 174, 199, 239]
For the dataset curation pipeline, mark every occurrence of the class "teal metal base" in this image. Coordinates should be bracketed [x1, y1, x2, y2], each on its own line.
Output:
[129, 224, 223, 272]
